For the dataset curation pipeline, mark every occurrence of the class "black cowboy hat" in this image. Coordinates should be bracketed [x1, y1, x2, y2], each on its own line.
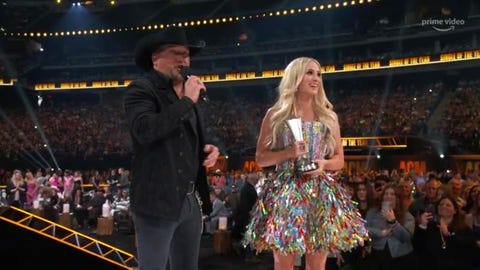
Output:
[134, 27, 205, 71]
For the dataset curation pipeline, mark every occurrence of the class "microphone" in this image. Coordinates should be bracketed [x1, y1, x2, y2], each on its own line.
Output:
[180, 67, 208, 102]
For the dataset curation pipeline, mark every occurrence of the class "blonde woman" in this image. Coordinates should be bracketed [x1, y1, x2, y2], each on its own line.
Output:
[244, 57, 368, 270]
[24, 171, 38, 207]
[6, 169, 26, 208]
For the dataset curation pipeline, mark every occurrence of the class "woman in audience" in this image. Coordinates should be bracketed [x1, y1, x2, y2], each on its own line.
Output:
[364, 183, 416, 270]
[48, 170, 63, 194]
[463, 184, 480, 213]
[353, 181, 375, 218]
[24, 171, 38, 208]
[340, 181, 375, 270]
[62, 169, 74, 199]
[414, 195, 479, 270]
[6, 169, 26, 208]
[73, 170, 84, 192]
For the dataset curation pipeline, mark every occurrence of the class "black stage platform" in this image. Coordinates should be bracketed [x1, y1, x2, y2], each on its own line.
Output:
[84, 228, 274, 270]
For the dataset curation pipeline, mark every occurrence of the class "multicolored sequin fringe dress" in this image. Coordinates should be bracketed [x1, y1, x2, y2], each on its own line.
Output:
[244, 121, 369, 254]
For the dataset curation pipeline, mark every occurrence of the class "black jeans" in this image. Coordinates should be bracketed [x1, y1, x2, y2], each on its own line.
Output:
[133, 193, 202, 270]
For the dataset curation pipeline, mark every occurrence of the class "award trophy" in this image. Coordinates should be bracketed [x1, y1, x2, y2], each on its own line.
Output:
[286, 118, 318, 173]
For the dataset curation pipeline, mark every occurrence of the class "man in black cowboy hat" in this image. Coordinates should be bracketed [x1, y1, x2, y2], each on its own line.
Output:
[123, 27, 219, 270]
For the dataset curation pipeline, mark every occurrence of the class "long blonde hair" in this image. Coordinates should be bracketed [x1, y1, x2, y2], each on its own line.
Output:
[268, 57, 338, 157]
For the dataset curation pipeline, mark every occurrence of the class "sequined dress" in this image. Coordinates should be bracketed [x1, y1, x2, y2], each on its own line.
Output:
[244, 121, 369, 254]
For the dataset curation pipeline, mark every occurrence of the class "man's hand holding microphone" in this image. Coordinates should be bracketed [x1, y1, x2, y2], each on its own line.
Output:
[181, 67, 207, 103]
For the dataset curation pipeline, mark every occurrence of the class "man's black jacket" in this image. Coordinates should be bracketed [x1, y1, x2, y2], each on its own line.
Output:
[124, 70, 213, 220]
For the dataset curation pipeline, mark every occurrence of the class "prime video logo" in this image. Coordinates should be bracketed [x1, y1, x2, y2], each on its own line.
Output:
[421, 17, 465, 32]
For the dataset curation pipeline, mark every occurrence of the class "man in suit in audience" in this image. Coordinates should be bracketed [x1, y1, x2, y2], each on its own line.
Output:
[86, 188, 106, 228]
[203, 189, 230, 234]
[232, 172, 260, 263]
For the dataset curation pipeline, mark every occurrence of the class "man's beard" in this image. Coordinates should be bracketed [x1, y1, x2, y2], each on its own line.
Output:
[171, 69, 183, 83]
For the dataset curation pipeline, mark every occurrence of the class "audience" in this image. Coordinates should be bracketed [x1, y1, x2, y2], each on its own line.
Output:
[231, 172, 260, 262]
[1, 78, 480, 160]
[5, 169, 26, 208]
[363, 183, 417, 270]
[1, 166, 480, 268]
[413, 195, 479, 270]
[203, 189, 231, 235]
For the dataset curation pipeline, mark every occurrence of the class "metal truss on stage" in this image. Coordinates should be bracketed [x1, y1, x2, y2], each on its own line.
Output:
[0, 206, 137, 270]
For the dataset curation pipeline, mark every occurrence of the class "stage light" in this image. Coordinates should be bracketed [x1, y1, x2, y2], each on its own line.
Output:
[37, 95, 43, 106]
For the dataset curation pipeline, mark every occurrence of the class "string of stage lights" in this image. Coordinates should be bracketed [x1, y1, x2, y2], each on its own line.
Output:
[1, 0, 380, 38]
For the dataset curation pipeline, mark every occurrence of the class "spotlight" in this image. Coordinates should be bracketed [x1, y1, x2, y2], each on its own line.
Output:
[37, 95, 43, 106]
[376, 154, 381, 159]
[440, 154, 445, 159]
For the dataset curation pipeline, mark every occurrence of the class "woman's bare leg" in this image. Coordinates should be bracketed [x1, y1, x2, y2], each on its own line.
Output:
[305, 251, 328, 270]
[273, 251, 296, 270]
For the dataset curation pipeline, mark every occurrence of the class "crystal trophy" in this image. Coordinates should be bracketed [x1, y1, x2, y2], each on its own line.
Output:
[286, 118, 318, 173]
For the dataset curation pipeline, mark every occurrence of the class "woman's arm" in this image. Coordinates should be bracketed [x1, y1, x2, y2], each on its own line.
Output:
[323, 120, 344, 171]
[391, 211, 415, 243]
[365, 209, 388, 238]
[308, 118, 344, 174]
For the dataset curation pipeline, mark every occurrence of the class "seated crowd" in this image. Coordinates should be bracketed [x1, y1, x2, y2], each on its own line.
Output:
[1, 166, 480, 269]
[1, 167, 132, 232]
[204, 168, 480, 269]
[1, 78, 480, 163]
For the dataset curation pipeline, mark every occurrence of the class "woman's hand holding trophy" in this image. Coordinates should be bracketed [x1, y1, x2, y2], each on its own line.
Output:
[286, 118, 319, 173]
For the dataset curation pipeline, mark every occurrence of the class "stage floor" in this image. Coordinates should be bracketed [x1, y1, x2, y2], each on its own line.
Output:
[81, 227, 274, 270]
